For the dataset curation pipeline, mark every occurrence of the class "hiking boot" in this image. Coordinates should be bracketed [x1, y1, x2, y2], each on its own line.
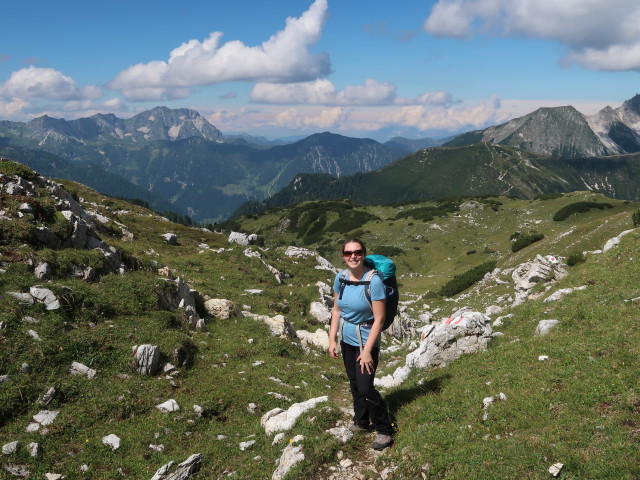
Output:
[372, 433, 393, 450]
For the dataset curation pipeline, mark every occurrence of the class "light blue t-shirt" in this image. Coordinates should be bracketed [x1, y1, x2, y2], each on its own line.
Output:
[333, 269, 385, 347]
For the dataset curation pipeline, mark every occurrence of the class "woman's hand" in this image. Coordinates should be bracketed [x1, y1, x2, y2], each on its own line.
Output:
[356, 350, 375, 374]
[328, 340, 339, 359]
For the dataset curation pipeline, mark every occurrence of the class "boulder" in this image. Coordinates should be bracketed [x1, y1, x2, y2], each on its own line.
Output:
[535, 319, 560, 336]
[102, 434, 121, 451]
[204, 299, 240, 320]
[161, 233, 178, 245]
[309, 302, 331, 324]
[511, 254, 567, 305]
[34, 262, 52, 280]
[406, 310, 493, 369]
[2, 441, 20, 454]
[70, 361, 96, 379]
[387, 311, 416, 340]
[156, 399, 180, 413]
[296, 328, 329, 350]
[29, 286, 61, 310]
[150, 453, 202, 480]
[228, 231, 257, 246]
[134, 344, 161, 375]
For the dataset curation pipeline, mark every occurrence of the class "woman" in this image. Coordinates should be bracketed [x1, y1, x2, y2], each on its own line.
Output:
[328, 238, 394, 450]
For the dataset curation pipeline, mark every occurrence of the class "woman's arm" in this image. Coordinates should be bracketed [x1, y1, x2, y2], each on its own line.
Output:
[357, 298, 385, 374]
[328, 293, 341, 358]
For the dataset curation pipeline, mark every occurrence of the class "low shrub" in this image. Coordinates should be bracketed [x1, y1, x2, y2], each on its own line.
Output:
[566, 251, 586, 266]
[632, 208, 640, 227]
[511, 232, 544, 252]
[553, 201, 613, 221]
[438, 260, 497, 297]
[536, 192, 564, 200]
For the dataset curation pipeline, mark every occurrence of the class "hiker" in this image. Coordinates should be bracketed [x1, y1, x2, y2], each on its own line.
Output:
[328, 238, 394, 450]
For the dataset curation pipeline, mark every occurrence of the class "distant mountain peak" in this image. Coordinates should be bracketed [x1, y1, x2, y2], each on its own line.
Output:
[444, 97, 640, 157]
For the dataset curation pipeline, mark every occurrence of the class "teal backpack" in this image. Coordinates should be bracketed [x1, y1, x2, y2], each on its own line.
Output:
[338, 254, 399, 331]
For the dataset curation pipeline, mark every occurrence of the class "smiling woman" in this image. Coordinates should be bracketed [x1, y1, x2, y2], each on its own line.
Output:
[328, 237, 395, 450]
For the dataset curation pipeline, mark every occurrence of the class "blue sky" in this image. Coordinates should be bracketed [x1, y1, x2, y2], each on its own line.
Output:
[1, 0, 639, 141]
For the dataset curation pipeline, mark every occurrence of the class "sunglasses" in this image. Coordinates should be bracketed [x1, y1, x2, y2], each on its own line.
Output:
[342, 249, 364, 257]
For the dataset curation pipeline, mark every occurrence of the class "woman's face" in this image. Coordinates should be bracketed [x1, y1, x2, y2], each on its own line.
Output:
[342, 241, 365, 269]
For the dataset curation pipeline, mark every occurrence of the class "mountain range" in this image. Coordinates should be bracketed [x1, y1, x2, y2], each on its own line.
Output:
[2, 95, 640, 221]
[0, 107, 421, 222]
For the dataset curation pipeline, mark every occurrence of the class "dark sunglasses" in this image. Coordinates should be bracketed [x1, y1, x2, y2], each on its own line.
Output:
[342, 249, 364, 257]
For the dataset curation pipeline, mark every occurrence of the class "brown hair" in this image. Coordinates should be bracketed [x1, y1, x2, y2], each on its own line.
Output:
[341, 237, 367, 256]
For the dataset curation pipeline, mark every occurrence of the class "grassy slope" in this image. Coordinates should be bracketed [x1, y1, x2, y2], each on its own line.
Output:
[0, 168, 638, 479]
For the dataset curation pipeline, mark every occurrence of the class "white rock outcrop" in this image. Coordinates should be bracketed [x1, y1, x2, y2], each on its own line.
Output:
[272, 437, 305, 480]
[535, 319, 560, 336]
[261, 396, 328, 435]
[150, 453, 202, 480]
[406, 310, 493, 369]
[134, 344, 160, 375]
[204, 298, 240, 319]
[296, 328, 329, 351]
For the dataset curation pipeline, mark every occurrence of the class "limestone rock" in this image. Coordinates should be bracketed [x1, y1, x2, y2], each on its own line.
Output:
[102, 434, 121, 451]
[296, 328, 329, 351]
[326, 426, 354, 443]
[2, 441, 20, 454]
[150, 453, 202, 480]
[272, 440, 305, 480]
[535, 320, 560, 336]
[228, 231, 257, 246]
[261, 396, 328, 435]
[156, 399, 180, 413]
[28, 443, 41, 457]
[134, 344, 161, 375]
[543, 286, 587, 303]
[511, 255, 567, 305]
[161, 233, 178, 245]
[29, 286, 61, 310]
[70, 362, 96, 379]
[204, 298, 240, 320]
[309, 301, 331, 324]
[406, 310, 493, 369]
[34, 262, 52, 280]
[375, 365, 412, 389]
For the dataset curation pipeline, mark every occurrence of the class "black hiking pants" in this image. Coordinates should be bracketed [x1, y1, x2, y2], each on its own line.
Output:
[341, 342, 394, 435]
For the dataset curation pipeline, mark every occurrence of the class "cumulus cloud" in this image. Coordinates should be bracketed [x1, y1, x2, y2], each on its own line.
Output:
[423, 0, 640, 71]
[0, 66, 102, 101]
[108, 0, 330, 100]
[250, 79, 398, 105]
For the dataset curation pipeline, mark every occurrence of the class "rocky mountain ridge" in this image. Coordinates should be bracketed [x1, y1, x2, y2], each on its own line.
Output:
[445, 94, 640, 157]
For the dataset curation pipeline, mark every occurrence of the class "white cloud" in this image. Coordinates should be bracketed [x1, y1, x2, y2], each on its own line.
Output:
[109, 0, 330, 99]
[415, 91, 455, 106]
[0, 97, 29, 117]
[272, 107, 347, 129]
[250, 79, 397, 105]
[0, 66, 101, 101]
[346, 96, 505, 133]
[423, 0, 640, 71]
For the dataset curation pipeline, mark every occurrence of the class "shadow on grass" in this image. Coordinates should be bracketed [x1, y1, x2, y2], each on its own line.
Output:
[384, 374, 451, 418]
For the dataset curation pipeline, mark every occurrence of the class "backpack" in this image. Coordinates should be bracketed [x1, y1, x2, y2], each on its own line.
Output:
[337, 254, 399, 331]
